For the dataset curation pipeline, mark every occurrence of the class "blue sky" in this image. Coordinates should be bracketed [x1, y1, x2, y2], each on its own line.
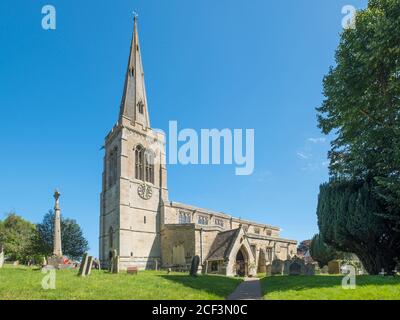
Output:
[0, 0, 368, 256]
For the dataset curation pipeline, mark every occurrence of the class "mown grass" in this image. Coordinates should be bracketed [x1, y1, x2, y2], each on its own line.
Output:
[260, 275, 400, 300]
[0, 265, 242, 300]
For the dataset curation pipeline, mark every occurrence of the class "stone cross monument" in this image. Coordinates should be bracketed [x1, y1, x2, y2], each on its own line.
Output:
[53, 190, 62, 257]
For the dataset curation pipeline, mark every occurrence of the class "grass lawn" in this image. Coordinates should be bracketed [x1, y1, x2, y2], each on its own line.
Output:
[0, 265, 242, 300]
[260, 275, 400, 300]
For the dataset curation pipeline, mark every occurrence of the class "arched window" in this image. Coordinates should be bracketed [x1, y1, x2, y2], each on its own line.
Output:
[135, 146, 154, 184]
[109, 226, 113, 248]
[135, 145, 144, 181]
[179, 211, 191, 224]
[137, 100, 144, 114]
[145, 150, 154, 184]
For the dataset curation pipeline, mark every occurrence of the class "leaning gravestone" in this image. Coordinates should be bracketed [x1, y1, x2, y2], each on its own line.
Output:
[85, 256, 94, 276]
[0, 245, 4, 268]
[189, 255, 200, 277]
[110, 250, 120, 274]
[78, 253, 89, 277]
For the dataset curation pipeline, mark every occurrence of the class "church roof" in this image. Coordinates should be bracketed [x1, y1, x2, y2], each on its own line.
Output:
[206, 228, 241, 261]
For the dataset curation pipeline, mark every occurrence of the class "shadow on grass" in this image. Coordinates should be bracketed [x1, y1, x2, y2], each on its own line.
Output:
[260, 275, 400, 296]
[159, 274, 242, 299]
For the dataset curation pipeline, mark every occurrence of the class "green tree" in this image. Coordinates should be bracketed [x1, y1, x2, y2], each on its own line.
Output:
[317, 0, 400, 230]
[297, 240, 311, 255]
[0, 213, 37, 263]
[310, 234, 338, 268]
[316, 181, 400, 274]
[36, 211, 89, 261]
[315, 0, 400, 274]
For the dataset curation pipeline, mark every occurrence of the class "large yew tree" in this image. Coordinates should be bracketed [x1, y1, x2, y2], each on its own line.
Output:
[316, 0, 400, 274]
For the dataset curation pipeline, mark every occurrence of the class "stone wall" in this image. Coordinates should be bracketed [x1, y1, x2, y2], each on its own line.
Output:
[161, 224, 196, 267]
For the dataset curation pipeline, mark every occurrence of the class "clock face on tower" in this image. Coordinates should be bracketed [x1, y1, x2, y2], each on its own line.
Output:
[137, 183, 153, 200]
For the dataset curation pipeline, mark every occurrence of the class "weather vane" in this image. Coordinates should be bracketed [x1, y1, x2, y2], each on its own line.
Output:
[133, 10, 139, 19]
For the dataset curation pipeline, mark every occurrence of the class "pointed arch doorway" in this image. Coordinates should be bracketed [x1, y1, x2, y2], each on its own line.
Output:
[235, 246, 249, 277]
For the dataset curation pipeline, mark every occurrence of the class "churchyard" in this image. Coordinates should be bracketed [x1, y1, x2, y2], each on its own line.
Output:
[0, 265, 242, 300]
[1, 263, 400, 300]
[260, 275, 400, 300]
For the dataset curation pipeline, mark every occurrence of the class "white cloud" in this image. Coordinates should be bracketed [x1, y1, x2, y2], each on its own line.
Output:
[297, 152, 310, 160]
[308, 137, 326, 144]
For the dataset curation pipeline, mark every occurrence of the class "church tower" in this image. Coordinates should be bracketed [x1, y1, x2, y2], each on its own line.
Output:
[99, 17, 169, 269]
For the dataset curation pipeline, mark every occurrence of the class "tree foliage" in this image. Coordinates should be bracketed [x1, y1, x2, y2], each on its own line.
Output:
[317, 0, 400, 229]
[0, 213, 37, 263]
[36, 211, 89, 261]
[310, 234, 338, 268]
[297, 240, 311, 255]
[315, 0, 400, 274]
[317, 180, 400, 274]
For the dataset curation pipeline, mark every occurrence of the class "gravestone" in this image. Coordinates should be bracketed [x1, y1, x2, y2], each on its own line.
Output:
[265, 264, 272, 276]
[289, 261, 302, 275]
[110, 249, 120, 274]
[305, 263, 316, 276]
[190, 255, 200, 277]
[321, 265, 329, 274]
[78, 253, 89, 276]
[328, 260, 341, 274]
[0, 245, 4, 268]
[283, 256, 306, 276]
[154, 258, 159, 271]
[271, 259, 284, 275]
[127, 266, 138, 275]
[314, 265, 321, 275]
[78, 254, 95, 277]
[85, 256, 94, 276]
[92, 258, 99, 270]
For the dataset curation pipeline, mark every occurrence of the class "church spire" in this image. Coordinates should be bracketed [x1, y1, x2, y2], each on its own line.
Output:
[119, 15, 150, 128]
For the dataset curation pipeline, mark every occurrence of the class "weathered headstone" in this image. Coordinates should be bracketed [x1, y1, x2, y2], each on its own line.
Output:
[321, 265, 329, 274]
[127, 266, 138, 275]
[113, 256, 120, 274]
[283, 257, 306, 275]
[314, 265, 321, 275]
[305, 263, 316, 276]
[93, 258, 101, 270]
[0, 245, 4, 268]
[78, 253, 89, 276]
[271, 259, 284, 275]
[328, 260, 341, 274]
[265, 263, 272, 276]
[85, 256, 94, 276]
[110, 249, 119, 274]
[189, 255, 200, 277]
[289, 261, 302, 275]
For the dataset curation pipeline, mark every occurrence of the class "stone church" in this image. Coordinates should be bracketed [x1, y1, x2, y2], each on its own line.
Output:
[99, 18, 297, 277]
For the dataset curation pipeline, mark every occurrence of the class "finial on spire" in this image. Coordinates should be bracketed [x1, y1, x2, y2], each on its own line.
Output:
[54, 189, 61, 201]
[133, 10, 138, 21]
